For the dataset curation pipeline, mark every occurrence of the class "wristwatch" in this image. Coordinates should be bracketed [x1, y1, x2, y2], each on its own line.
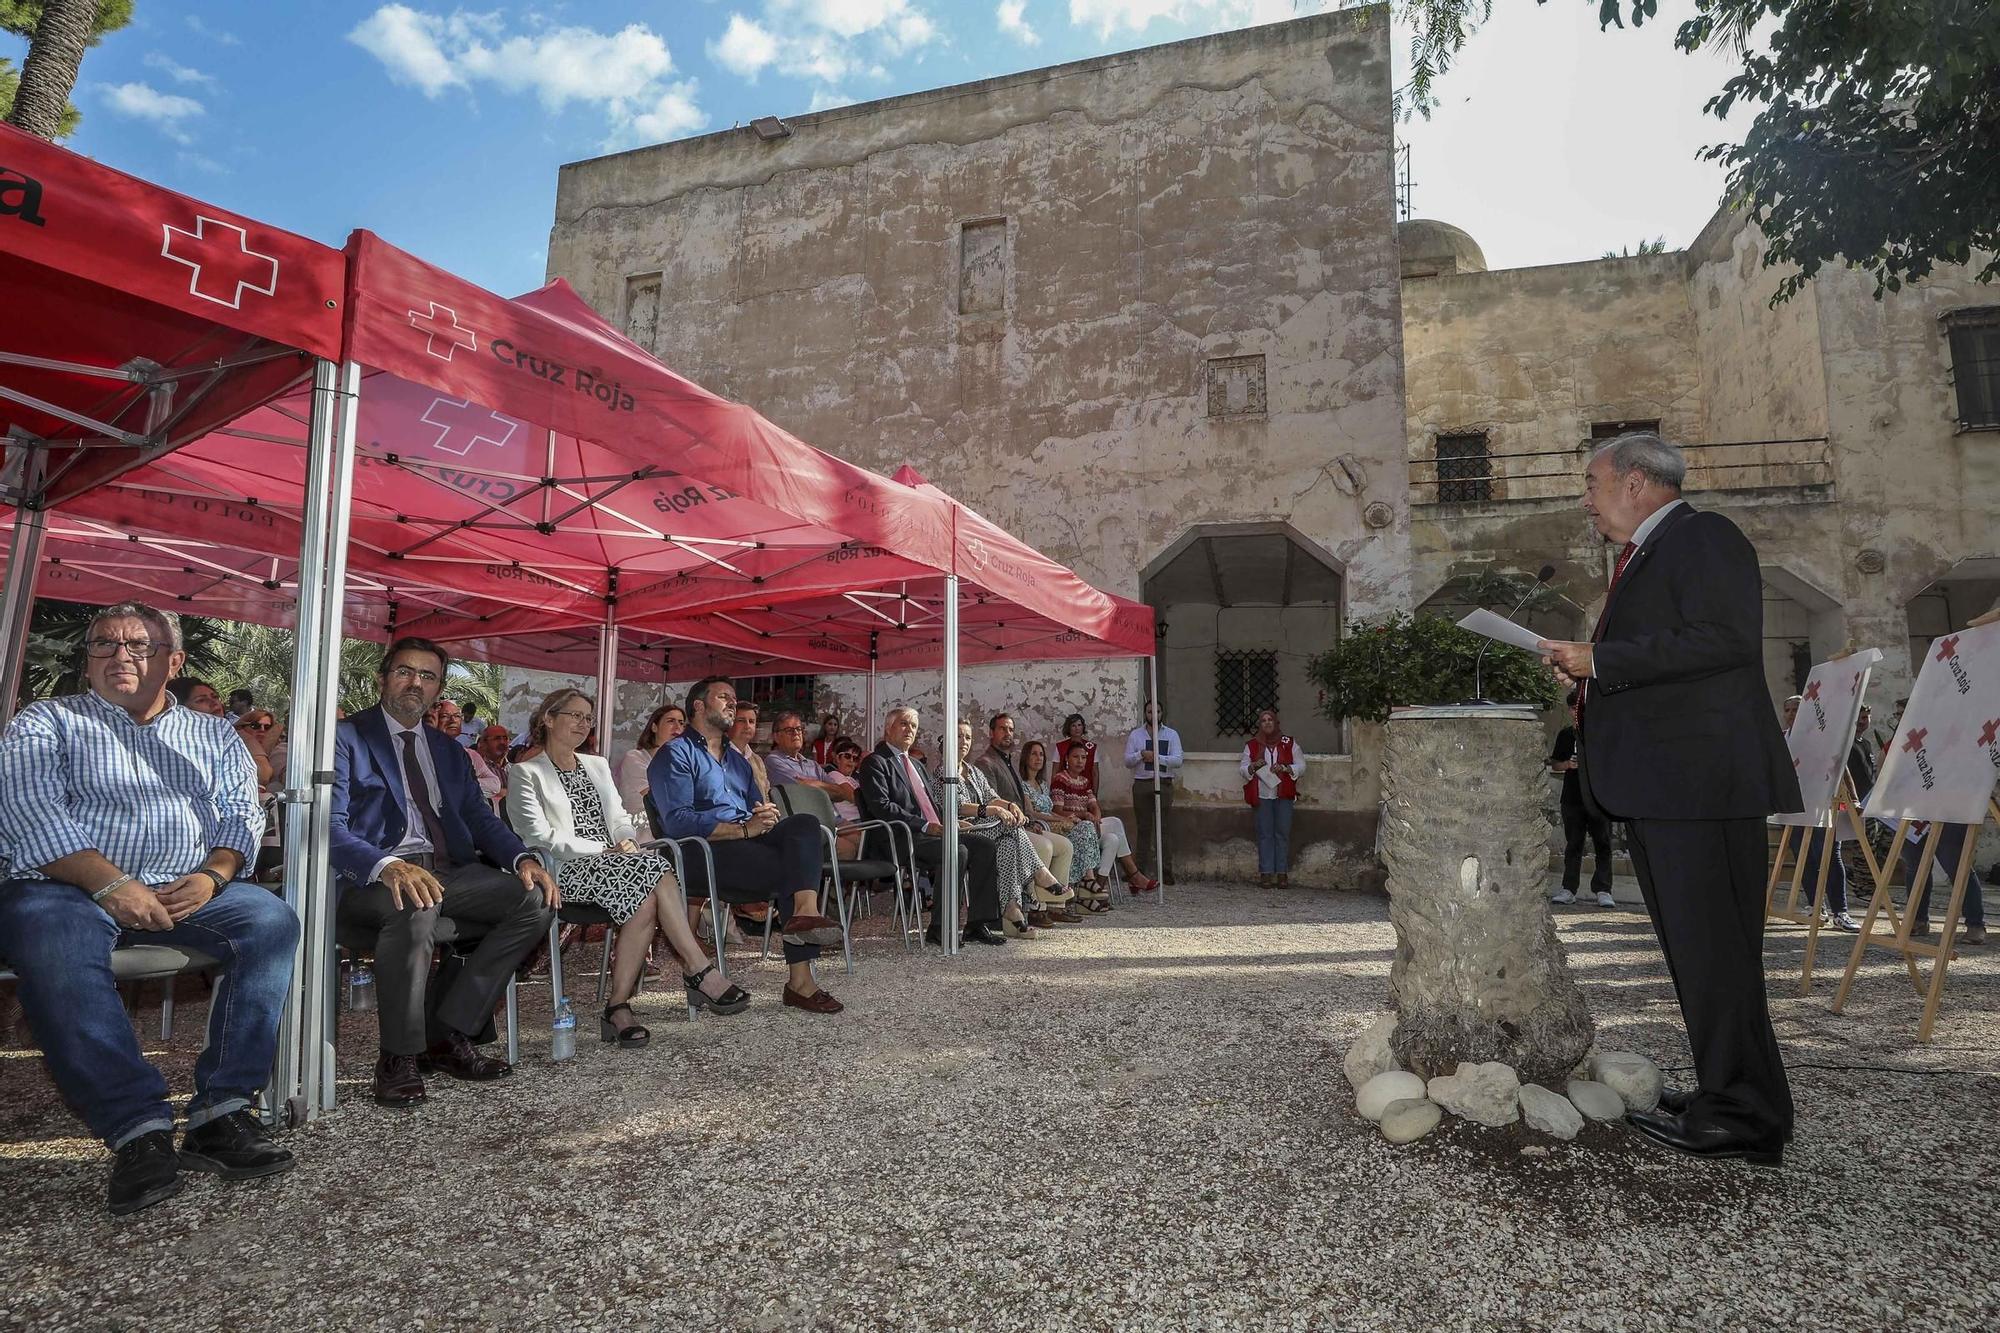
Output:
[198, 867, 230, 892]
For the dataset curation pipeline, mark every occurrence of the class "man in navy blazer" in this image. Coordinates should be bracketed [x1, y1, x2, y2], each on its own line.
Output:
[332, 637, 556, 1108]
[1540, 433, 1802, 1167]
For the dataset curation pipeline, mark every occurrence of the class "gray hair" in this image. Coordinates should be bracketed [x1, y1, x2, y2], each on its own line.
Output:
[884, 705, 920, 729]
[1591, 432, 1686, 490]
[88, 601, 183, 654]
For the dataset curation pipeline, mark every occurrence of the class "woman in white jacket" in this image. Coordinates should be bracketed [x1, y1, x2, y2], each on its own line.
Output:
[509, 688, 748, 1046]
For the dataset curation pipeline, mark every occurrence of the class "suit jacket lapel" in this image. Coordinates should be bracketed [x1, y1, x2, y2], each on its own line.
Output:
[1600, 503, 1697, 632]
[354, 706, 410, 845]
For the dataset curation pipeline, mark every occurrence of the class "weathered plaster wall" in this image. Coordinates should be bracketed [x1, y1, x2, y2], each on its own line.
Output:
[544, 10, 1409, 871]
[1688, 212, 1829, 445]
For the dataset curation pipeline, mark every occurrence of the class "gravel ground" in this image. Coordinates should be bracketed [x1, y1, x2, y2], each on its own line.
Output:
[3, 881, 1997, 1332]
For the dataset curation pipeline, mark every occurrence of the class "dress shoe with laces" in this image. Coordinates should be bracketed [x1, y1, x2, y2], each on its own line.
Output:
[1628, 1106, 1783, 1167]
[1658, 1086, 1693, 1115]
[107, 1129, 182, 1216]
[179, 1109, 296, 1180]
[421, 1029, 512, 1081]
[783, 984, 844, 1014]
[964, 921, 1007, 946]
[373, 1051, 428, 1107]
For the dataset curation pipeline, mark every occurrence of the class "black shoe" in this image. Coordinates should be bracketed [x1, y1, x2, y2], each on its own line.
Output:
[179, 1109, 296, 1181]
[108, 1129, 182, 1216]
[963, 921, 1007, 946]
[1658, 1086, 1694, 1115]
[372, 1051, 429, 1108]
[1627, 1107, 1783, 1167]
[682, 965, 752, 1017]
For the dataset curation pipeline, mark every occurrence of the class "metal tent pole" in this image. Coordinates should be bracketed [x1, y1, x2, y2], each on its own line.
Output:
[1148, 652, 1165, 908]
[275, 358, 361, 1122]
[940, 576, 960, 956]
[596, 600, 620, 742]
[866, 631, 879, 740]
[0, 448, 48, 730]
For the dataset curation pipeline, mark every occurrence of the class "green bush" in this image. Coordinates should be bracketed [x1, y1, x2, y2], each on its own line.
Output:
[1308, 612, 1560, 724]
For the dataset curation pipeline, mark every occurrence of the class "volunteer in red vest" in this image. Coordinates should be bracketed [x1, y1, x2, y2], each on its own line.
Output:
[1240, 709, 1307, 887]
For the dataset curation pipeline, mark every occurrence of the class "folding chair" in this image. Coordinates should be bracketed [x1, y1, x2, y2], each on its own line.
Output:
[333, 917, 524, 1066]
[774, 782, 909, 970]
[1, 943, 221, 1042]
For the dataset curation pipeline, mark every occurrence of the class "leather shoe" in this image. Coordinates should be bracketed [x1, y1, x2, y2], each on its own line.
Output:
[421, 1029, 513, 1081]
[782, 984, 845, 1014]
[963, 921, 1007, 946]
[781, 912, 845, 947]
[1658, 1086, 1693, 1115]
[179, 1109, 295, 1180]
[1627, 1107, 1782, 1167]
[373, 1051, 428, 1107]
[107, 1129, 182, 1216]
[1026, 909, 1056, 928]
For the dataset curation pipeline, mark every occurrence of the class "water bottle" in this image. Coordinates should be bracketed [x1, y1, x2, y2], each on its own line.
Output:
[550, 997, 577, 1062]
[347, 964, 376, 1013]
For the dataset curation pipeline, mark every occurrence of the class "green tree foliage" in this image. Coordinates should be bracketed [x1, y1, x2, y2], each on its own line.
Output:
[1308, 611, 1559, 723]
[1602, 236, 1668, 258]
[20, 599, 228, 702]
[0, 0, 135, 137]
[1377, 0, 2000, 301]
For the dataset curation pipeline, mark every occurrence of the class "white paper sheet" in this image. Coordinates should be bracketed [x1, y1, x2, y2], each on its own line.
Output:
[1456, 608, 1548, 654]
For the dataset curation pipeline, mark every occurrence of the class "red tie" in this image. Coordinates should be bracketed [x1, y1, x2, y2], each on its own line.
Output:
[1591, 543, 1639, 647]
[1611, 541, 1638, 586]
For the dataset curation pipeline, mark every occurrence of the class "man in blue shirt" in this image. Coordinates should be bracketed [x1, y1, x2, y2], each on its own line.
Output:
[650, 676, 846, 1014]
[1124, 700, 1182, 886]
[0, 602, 299, 1216]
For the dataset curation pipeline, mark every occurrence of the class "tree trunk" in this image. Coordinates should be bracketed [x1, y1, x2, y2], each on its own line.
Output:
[1379, 705, 1595, 1085]
[6, 0, 100, 141]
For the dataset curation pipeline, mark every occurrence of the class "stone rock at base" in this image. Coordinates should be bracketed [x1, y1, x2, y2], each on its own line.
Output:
[1565, 1078, 1626, 1122]
[1591, 1050, 1664, 1112]
[1379, 1098, 1442, 1144]
[1343, 1013, 1401, 1092]
[1425, 1061, 1522, 1127]
[1519, 1083, 1583, 1140]
[1356, 1070, 1428, 1121]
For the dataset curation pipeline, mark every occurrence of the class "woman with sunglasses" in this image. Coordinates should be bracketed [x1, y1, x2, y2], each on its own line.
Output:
[508, 688, 749, 1045]
[233, 709, 278, 795]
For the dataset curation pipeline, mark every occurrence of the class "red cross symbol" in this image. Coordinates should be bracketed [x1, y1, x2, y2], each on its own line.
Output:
[1803, 681, 1821, 702]
[420, 397, 519, 457]
[1902, 727, 1928, 754]
[1980, 718, 1999, 747]
[408, 302, 476, 361]
[160, 216, 278, 309]
[1936, 635, 1960, 662]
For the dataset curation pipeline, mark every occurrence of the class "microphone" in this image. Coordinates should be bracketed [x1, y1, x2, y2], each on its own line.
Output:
[1471, 564, 1556, 705]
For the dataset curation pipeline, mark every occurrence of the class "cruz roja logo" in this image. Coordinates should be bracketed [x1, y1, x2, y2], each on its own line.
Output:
[162, 216, 278, 309]
[0, 167, 47, 227]
[1934, 634, 1973, 696]
[491, 338, 636, 413]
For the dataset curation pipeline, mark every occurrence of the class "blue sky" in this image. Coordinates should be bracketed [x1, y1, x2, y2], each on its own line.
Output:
[12, 2, 1751, 295]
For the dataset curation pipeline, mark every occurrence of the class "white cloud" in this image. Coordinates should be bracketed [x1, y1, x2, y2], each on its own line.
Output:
[177, 150, 229, 175]
[143, 52, 219, 88]
[184, 15, 241, 47]
[101, 81, 205, 144]
[347, 6, 710, 146]
[997, 0, 1040, 46]
[709, 14, 780, 81]
[808, 87, 855, 111]
[1066, 0, 1304, 41]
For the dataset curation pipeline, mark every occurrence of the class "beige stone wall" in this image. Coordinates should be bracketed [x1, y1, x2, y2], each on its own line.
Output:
[1688, 212, 1829, 446]
[545, 10, 1409, 843]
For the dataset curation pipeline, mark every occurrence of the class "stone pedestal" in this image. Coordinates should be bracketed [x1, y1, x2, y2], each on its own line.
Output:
[1379, 706, 1594, 1085]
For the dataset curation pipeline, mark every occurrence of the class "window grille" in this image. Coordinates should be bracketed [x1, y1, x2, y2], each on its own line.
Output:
[1944, 308, 2000, 430]
[1434, 430, 1492, 503]
[1214, 650, 1279, 735]
[738, 675, 818, 718]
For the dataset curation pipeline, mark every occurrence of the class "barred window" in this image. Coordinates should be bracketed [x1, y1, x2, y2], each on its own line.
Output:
[1943, 308, 2000, 430]
[739, 674, 818, 718]
[1434, 430, 1492, 503]
[1215, 650, 1279, 736]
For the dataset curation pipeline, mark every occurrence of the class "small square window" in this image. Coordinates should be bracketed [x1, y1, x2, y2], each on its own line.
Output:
[1589, 419, 1661, 441]
[1943, 308, 2000, 430]
[1434, 430, 1492, 503]
[1206, 355, 1267, 418]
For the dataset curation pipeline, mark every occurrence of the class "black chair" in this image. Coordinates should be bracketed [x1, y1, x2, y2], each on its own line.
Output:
[333, 917, 523, 1065]
[642, 791, 735, 980]
[774, 782, 912, 964]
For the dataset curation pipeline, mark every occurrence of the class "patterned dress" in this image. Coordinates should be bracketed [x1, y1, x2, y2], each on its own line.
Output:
[553, 763, 672, 924]
[1027, 780, 1100, 886]
[927, 762, 1039, 910]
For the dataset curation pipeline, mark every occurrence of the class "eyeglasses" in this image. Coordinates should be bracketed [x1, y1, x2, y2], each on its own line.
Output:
[387, 665, 441, 685]
[85, 637, 161, 660]
[774, 724, 805, 734]
[552, 709, 595, 724]
[236, 720, 274, 731]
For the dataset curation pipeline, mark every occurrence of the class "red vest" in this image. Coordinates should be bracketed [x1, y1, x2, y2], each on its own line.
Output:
[1244, 736, 1297, 806]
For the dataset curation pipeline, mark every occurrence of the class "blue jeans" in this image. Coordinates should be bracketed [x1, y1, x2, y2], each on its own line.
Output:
[1900, 826, 1986, 930]
[0, 879, 299, 1149]
[1799, 828, 1848, 916]
[1255, 799, 1294, 874]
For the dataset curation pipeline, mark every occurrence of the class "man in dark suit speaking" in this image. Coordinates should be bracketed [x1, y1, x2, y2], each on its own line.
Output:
[1538, 433, 1802, 1166]
[332, 637, 557, 1108]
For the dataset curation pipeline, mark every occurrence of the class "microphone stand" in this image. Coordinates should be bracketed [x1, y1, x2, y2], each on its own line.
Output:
[1469, 572, 1553, 705]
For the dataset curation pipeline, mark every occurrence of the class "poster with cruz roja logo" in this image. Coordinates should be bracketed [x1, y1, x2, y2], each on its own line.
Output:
[1865, 622, 2000, 826]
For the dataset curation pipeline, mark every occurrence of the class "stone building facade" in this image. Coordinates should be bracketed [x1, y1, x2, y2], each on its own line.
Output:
[543, 10, 1412, 883]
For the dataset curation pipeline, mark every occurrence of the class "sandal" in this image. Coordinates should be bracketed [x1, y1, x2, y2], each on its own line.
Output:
[683, 964, 752, 1016]
[599, 1002, 651, 1048]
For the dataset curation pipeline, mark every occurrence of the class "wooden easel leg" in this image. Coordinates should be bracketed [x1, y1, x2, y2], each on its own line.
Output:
[1832, 818, 1912, 1014]
[1915, 829, 1979, 1044]
[1898, 823, 1947, 995]
[1765, 825, 1796, 921]
[1801, 828, 1835, 992]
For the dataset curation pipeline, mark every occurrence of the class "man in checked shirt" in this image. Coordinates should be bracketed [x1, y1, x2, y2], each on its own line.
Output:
[0, 601, 299, 1216]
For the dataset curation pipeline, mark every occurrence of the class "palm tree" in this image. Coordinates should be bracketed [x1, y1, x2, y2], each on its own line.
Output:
[2, 0, 134, 140]
[19, 601, 229, 703]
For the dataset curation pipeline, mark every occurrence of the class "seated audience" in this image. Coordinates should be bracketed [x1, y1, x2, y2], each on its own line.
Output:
[0, 601, 297, 1216]
[826, 737, 866, 822]
[472, 724, 512, 807]
[1053, 741, 1155, 894]
[1019, 739, 1110, 911]
[976, 713, 1078, 907]
[233, 707, 279, 796]
[331, 637, 558, 1108]
[508, 689, 748, 1041]
[811, 712, 840, 766]
[618, 703, 686, 836]
[936, 720, 1074, 936]
[857, 706, 1007, 946]
[226, 687, 254, 721]
[729, 700, 771, 798]
[167, 677, 223, 716]
[1056, 713, 1099, 791]
[765, 710, 864, 857]
[649, 676, 846, 1013]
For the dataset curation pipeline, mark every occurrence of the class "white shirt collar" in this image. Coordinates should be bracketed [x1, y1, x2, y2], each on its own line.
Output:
[1627, 498, 1686, 551]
